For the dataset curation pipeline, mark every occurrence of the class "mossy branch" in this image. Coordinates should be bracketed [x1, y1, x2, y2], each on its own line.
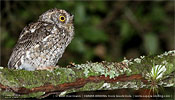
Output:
[0, 50, 175, 99]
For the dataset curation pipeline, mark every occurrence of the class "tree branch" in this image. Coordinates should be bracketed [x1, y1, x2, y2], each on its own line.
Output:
[0, 50, 174, 99]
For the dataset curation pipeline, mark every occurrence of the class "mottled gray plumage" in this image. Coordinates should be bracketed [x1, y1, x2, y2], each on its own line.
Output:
[8, 8, 74, 71]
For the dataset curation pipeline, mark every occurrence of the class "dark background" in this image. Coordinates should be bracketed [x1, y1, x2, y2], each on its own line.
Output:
[0, 1, 174, 67]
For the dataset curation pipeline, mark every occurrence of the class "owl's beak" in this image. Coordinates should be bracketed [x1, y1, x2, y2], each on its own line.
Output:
[70, 13, 74, 17]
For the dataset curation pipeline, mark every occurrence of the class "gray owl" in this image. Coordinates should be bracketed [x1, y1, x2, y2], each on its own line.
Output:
[8, 8, 74, 71]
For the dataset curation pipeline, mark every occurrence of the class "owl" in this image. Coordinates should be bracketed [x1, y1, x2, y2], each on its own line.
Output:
[8, 8, 74, 71]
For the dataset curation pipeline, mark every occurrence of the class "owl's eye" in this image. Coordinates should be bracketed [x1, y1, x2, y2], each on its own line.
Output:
[59, 16, 66, 22]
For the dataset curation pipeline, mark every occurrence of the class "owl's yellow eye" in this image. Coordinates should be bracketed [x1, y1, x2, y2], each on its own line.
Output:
[59, 16, 65, 22]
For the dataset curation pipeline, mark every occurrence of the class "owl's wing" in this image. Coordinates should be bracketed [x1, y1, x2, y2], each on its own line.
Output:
[8, 22, 54, 69]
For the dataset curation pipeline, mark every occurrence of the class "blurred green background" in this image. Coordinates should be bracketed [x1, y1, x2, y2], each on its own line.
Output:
[0, 1, 174, 67]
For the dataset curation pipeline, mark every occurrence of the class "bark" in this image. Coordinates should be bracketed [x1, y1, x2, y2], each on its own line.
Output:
[0, 50, 174, 99]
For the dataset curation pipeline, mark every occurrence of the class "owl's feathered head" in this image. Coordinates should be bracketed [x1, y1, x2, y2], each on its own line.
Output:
[38, 8, 74, 26]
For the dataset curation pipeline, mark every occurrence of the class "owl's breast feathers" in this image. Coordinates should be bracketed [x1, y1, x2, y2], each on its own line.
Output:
[8, 21, 72, 70]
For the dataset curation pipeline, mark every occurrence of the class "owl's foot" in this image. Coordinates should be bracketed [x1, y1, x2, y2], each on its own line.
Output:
[67, 62, 76, 68]
[36, 66, 56, 71]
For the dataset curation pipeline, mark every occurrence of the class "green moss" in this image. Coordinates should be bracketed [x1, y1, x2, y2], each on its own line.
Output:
[0, 91, 17, 98]
[79, 81, 104, 91]
[53, 68, 75, 84]
[0, 67, 88, 89]
[72, 68, 86, 79]
[64, 81, 105, 95]
[164, 63, 174, 75]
